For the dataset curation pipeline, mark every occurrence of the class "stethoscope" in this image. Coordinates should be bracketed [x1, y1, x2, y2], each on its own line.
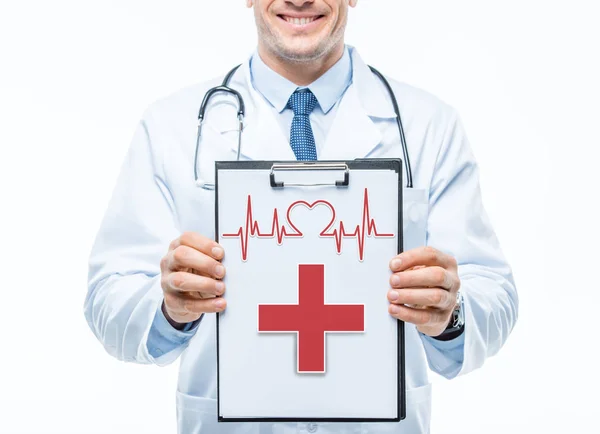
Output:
[194, 65, 413, 190]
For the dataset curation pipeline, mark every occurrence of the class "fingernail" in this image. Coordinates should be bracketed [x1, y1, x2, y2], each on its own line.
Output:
[214, 299, 225, 309]
[388, 290, 399, 301]
[212, 246, 224, 259]
[215, 281, 225, 294]
[391, 259, 402, 270]
[389, 305, 400, 315]
[390, 274, 401, 286]
[215, 264, 225, 278]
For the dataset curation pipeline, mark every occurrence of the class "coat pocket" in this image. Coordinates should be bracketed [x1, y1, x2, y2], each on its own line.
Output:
[176, 391, 259, 434]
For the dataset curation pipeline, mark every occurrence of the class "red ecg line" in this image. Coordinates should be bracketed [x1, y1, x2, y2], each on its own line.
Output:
[321, 189, 395, 260]
[222, 188, 394, 261]
[222, 195, 303, 262]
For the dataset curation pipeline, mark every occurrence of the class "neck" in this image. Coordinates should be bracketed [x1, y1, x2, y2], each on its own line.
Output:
[257, 43, 345, 87]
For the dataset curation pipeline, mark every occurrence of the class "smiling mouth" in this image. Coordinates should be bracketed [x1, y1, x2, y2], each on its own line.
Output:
[278, 15, 324, 26]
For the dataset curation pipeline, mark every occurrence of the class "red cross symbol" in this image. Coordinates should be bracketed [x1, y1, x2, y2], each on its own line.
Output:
[258, 264, 365, 373]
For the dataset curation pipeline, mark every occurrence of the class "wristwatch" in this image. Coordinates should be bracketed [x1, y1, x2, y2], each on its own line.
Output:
[433, 291, 465, 341]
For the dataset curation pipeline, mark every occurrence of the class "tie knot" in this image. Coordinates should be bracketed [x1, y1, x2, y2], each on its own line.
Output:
[287, 89, 318, 116]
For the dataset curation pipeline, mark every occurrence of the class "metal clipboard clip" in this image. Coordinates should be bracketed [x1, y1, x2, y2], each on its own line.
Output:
[269, 163, 350, 188]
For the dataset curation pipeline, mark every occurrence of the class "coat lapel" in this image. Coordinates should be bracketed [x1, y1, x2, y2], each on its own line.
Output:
[319, 47, 397, 160]
[318, 84, 382, 160]
[235, 97, 295, 161]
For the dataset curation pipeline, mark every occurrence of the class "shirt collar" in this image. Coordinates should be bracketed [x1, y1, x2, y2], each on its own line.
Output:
[250, 46, 353, 114]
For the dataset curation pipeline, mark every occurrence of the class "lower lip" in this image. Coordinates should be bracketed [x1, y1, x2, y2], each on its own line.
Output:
[278, 15, 324, 31]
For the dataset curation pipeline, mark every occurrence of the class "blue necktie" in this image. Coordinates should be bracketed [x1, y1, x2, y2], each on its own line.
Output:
[287, 89, 318, 161]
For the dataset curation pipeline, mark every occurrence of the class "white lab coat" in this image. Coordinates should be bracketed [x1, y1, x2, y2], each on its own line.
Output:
[85, 47, 518, 434]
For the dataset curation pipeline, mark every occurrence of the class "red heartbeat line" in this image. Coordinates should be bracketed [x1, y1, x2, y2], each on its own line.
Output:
[222, 188, 395, 261]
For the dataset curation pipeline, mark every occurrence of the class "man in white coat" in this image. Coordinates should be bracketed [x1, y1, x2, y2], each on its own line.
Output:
[85, 0, 518, 432]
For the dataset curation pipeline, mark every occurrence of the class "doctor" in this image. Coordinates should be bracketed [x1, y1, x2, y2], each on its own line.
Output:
[85, 0, 518, 433]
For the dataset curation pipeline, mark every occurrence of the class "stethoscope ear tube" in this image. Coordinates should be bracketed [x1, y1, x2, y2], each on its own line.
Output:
[197, 85, 245, 122]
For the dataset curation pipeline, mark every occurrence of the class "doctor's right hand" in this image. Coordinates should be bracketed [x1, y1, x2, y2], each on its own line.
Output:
[160, 232, 227, 329]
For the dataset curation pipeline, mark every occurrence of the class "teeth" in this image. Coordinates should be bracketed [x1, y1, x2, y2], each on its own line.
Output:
[285, 16, 317, 25]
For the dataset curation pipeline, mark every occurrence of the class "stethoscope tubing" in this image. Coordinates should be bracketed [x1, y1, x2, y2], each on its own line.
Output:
[194, 64, 413, 189]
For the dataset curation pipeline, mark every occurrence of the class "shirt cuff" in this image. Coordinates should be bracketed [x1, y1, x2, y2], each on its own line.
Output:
[422, 330, 465, 353]
[147, 303, 202, 358]
[420, 330, 466, 378]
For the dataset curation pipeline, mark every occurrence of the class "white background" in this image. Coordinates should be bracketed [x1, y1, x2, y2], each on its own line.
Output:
[0, 0, 598, 433]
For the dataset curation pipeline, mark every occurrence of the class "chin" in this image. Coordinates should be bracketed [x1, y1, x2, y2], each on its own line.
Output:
[274, 38, 332, 62]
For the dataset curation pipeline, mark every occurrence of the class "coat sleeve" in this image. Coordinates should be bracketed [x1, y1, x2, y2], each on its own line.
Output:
[418, 108, 519, 379]
[84, 113, 194, 366]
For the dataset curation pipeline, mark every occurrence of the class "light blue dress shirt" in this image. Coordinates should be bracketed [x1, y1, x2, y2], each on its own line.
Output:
[250, 46, 353, 156]
[147, 45, 464, 369]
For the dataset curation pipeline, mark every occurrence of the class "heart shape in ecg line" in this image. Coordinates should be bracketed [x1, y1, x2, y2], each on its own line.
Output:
[221, 188, 395, 261]
[285, 200, 337, 237]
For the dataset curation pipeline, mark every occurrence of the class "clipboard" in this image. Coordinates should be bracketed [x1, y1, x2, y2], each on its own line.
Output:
[215, 159, 405, 423]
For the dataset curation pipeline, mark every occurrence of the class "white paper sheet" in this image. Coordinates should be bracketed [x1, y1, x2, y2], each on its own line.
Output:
[217, 166, 402, 420]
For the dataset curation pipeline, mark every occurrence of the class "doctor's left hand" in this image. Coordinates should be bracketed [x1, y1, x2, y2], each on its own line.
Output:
[387, 246, 461, 337]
